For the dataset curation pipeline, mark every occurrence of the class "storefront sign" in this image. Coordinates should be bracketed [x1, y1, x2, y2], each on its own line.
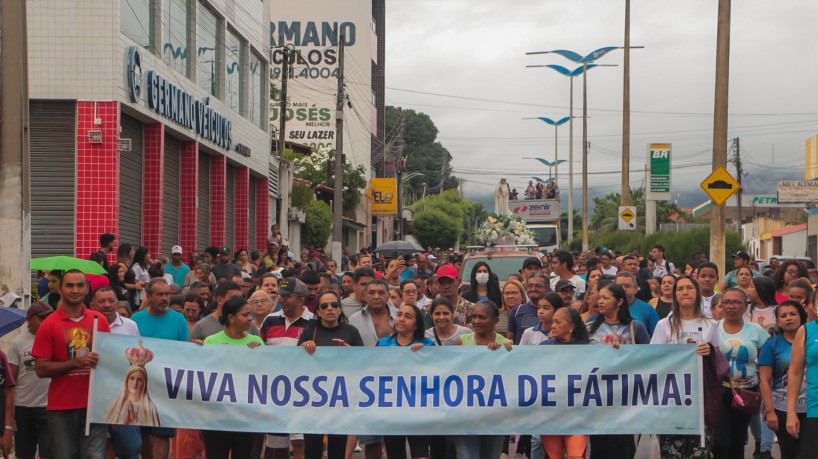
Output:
[235, 143, 251, 157]
[128, 47, 233, 150]
[778, 180, 818, 203]
[371, 178, 397, 215]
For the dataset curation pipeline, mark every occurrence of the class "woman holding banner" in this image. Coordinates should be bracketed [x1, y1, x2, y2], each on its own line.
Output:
[586, 284, 647, 458]
[452, 300, 511, 459]
[425, 298, 471, 346]
[201, 297, 264, 459]
[650, 275, 721, 457]
[539, 307, 590, 459]
[378, 304, 434, 459]
[299, 291, 363, 459]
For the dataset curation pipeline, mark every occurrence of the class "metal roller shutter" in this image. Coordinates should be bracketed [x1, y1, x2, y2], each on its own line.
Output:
[225, 164, 235, 251]
[197, 153, 210, 249]
[119, 115, 143, 248]
[30, 101, 76, 258]
[163, 136, 180, 256]
[248, 178, 256, 251]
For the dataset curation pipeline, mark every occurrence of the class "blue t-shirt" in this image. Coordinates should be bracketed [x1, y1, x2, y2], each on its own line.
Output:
[628, 298, 660, 337]
[132, 309, 189, 342]
[718, 320, 770, 388]
[376, 336, 435, 347]
[507, 302, 540, 345]
[164, 263, 190, 289]
[758, 334, 807, 413]
[541, 338, 585, 345]
[805, 321, 818, 417]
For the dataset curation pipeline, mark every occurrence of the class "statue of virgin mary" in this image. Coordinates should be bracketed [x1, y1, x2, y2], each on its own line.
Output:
[494, 178, 511, 216]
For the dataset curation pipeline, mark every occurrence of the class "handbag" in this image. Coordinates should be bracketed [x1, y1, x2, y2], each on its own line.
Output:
[730, 387, 761, 414]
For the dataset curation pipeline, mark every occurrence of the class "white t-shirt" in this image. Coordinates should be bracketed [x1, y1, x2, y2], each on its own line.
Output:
[601, 266, 618, 276]
[9, 330, 50, 407]
[701, 294, 716, 319]
[425, 325, 471, 346]
[651, 317, 720, 347]
[519, 325, 550, 346]
[744, 305, 777, 335]
[550, 275, 587, 301]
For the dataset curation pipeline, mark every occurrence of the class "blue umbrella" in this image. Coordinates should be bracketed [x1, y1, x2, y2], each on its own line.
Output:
[0, 307, 27, 337]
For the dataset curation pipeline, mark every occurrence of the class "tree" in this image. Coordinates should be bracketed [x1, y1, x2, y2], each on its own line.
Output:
[385, 106, 459, 201]
[290, 150, 367, 214]
[411, 209, 460, 249]
[302, 200, 332, 249]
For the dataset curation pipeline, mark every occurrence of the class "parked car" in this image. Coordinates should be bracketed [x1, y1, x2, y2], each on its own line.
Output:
[757, 256, 818, 284]
[460, 245, 540, 288]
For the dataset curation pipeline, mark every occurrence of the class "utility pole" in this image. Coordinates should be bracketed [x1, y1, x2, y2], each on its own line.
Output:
[582, 63, 589, 251]
[0, 0, 32, 308]
[395, 108, 405, 240]
[331, 39, 345, 265]
[710, 0, 732, 277]
[731, 137, 743, 225]
[621, 0, 631, 206]
[568, 77, 574, 243]
[276, 46, 292, 240]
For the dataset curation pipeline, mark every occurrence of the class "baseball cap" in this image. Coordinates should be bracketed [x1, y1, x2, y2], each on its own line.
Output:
[171, 245, 183, 255]
[555, 280, 576, 291]
[730, 251, 750, 261]
[221, 246, 230, 254]
[436, 264, 459, 281]
[27, 301, 54, 319]
[279, 277, 308, 296]
[523, 257, 543, 269]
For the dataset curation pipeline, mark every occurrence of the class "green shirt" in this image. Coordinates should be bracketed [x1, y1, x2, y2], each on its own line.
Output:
[204, 331, 264, 346]
[459, 332, 510, 346]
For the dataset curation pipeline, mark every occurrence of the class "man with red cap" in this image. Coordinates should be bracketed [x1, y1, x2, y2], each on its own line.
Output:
[433, 265, 473, 328]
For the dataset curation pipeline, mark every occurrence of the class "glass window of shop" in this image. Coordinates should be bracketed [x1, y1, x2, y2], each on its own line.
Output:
[225, 28, 243, 114]
[162, 0, 189, 76]
[121, 0, 153, 49]
[196, 3, 219, 97]
[249, 52, 265, 130]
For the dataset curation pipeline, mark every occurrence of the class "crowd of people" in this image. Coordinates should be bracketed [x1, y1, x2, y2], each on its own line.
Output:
[6, 229, 818, 459]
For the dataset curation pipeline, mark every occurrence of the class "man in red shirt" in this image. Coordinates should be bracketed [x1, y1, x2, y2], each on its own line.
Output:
[32, 269, 111, 459]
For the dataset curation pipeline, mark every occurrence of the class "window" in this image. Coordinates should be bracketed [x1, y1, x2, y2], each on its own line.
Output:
[196, 3, 218, 96]
[121, 0, 152, 49]
[162, 0, 189, 76]
[225, 28, 243, 114]
[249, 52, 265, 129]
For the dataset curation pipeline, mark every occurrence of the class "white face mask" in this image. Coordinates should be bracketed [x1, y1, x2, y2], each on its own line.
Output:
[475, 273, 490, 285]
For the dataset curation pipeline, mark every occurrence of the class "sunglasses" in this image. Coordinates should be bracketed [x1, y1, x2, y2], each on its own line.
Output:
[319, 302, 341, 310]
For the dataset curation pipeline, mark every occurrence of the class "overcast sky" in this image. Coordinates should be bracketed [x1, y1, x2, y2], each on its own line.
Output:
[384, 0, 818, 207]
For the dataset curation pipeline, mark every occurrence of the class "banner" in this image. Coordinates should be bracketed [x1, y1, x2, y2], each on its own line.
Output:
[370, 178, 397, 215]
[90, 334, 702, 435]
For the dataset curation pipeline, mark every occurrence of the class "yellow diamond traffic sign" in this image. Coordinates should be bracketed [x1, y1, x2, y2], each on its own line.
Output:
[701, 166, 739, 206]
[620, 208, 635, 223]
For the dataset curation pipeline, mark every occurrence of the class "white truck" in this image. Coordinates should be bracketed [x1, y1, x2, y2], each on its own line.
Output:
[510, 199, 562, 254]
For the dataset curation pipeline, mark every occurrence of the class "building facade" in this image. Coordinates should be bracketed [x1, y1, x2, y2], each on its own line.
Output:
[28, 0, 273, 260]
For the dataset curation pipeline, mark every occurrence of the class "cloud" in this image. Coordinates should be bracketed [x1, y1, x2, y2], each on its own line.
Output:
[385, 0, 818, 208]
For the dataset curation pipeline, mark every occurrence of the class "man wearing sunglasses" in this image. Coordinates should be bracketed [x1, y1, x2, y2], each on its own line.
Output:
[260, 277, 313, 459]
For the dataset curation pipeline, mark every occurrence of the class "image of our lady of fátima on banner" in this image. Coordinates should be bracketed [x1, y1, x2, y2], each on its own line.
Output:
[103, 340, 160, 426]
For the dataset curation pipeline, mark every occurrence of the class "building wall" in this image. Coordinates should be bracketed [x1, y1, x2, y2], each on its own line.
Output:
[28, 0, 273, 258]
[780, 229, 808, 258]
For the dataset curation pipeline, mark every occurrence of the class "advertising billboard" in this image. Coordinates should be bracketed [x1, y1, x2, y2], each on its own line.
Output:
[510, 199, 560, 223]
[270, 0, 372, 170]
[646, 143, 671, 200]
[778, 180, 818, 203]
[371, 178, 397, 215]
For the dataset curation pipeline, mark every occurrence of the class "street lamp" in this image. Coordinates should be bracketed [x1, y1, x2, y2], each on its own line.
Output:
[527, 56, 617, 250]
[533, 116, 573, 184]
